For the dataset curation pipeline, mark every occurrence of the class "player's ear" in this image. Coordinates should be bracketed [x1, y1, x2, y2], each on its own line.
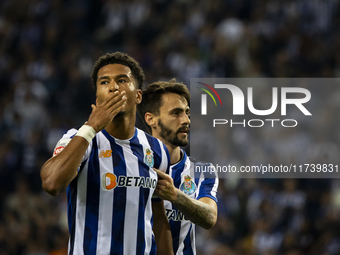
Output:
[135, 89, 142, 104]
[145, 112, 156, 128]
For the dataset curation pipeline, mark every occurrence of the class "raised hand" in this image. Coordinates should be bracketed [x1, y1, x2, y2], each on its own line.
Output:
[86, 91, 127, 133]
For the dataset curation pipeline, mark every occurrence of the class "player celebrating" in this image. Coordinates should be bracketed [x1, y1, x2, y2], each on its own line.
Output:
[40, 52, 173, 255]
[138, 79, 218, 255]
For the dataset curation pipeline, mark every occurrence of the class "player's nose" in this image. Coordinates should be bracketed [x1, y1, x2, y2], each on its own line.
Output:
[109, 81, 119, 92]
[182, 113, 190, 125]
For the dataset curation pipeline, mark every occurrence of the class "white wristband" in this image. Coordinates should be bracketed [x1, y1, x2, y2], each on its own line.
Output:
[75, 125, 96, 143]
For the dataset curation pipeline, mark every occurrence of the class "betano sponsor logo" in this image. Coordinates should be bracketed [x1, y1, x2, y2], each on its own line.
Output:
[197, 83, 312, 128]
[102, 173, 117, 190]
[101, 173, 157, 190]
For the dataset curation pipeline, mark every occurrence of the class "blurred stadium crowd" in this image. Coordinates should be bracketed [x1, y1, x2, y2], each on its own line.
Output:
[1, 0, 340, 254]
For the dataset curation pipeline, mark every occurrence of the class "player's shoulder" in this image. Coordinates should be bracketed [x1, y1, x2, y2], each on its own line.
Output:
[188, 156, 218, 179]
[139, 128, 157, 140]
[53, 126, 81, 157]
[139, 128, 155, 140]
[137, 128, 166, 147]
[188, 156, 214, 167]
[61, 126, 80, 139]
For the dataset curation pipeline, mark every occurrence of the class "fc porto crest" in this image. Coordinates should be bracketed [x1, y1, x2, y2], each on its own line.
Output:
[144, 148, 154, 168]
[180, 175, 196, 195]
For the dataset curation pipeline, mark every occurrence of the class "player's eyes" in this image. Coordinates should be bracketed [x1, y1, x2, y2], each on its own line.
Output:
[100, 80, 109, 85]
[118, 79, 127, 83]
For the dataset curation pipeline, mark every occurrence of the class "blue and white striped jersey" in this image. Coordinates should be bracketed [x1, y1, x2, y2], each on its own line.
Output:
[163, 150, 218, 255]
[53, 127, 170, 255]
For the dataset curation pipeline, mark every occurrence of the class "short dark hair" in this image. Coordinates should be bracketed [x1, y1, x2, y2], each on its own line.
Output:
[91, 52, 145, 90]
[137, 79, 190, 132]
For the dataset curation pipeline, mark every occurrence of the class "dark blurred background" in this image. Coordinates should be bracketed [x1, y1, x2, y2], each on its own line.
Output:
[1, 0, 340, 254]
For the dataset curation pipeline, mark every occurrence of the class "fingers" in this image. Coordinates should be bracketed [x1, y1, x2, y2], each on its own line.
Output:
[156, 179, 170, 187]
[108, 100, 126, 117]
[102, 91, 126, 109]
[94, 91, 127, 117]
[153, 168, 178, 202]
[105, 93, 127, 116]
[154, 180, 176, 202]
[154, 186, 165, 200]
[153, 168, 170, 180]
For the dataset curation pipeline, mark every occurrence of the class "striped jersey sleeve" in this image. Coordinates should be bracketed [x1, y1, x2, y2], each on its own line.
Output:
[52, 128, 92, 163]
[192, 161, 218, 202]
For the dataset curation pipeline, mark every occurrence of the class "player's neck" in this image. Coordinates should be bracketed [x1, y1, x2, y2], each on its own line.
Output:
[105, 112, 136, 140]
[151, 131, 182, 164]
[166, 145, 182, 165]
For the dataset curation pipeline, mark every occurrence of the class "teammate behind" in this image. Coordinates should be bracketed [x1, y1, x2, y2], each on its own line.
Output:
[40, 52, 173, 255]
[137, 79, 218, 255]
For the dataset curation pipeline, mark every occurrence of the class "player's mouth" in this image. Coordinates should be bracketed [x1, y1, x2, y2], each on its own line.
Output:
[177, 127, 190, 135]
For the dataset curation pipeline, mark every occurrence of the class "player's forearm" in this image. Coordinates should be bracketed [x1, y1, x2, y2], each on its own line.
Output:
[40, 136, 89, 196]
[152, 201, 174, 255]
[172, 191, 217, 229]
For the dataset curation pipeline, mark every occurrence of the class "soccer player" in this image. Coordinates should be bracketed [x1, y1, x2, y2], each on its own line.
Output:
[137, 79, 218, 255]
[40, 52, 173, 255]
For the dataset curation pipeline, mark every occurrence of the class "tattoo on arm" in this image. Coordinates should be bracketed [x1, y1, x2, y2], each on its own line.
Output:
[172, 192, 216, 229]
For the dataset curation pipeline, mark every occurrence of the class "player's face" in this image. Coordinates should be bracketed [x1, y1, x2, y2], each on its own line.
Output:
[156, 93, 190, 147]
[96, 64, 141, 117]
